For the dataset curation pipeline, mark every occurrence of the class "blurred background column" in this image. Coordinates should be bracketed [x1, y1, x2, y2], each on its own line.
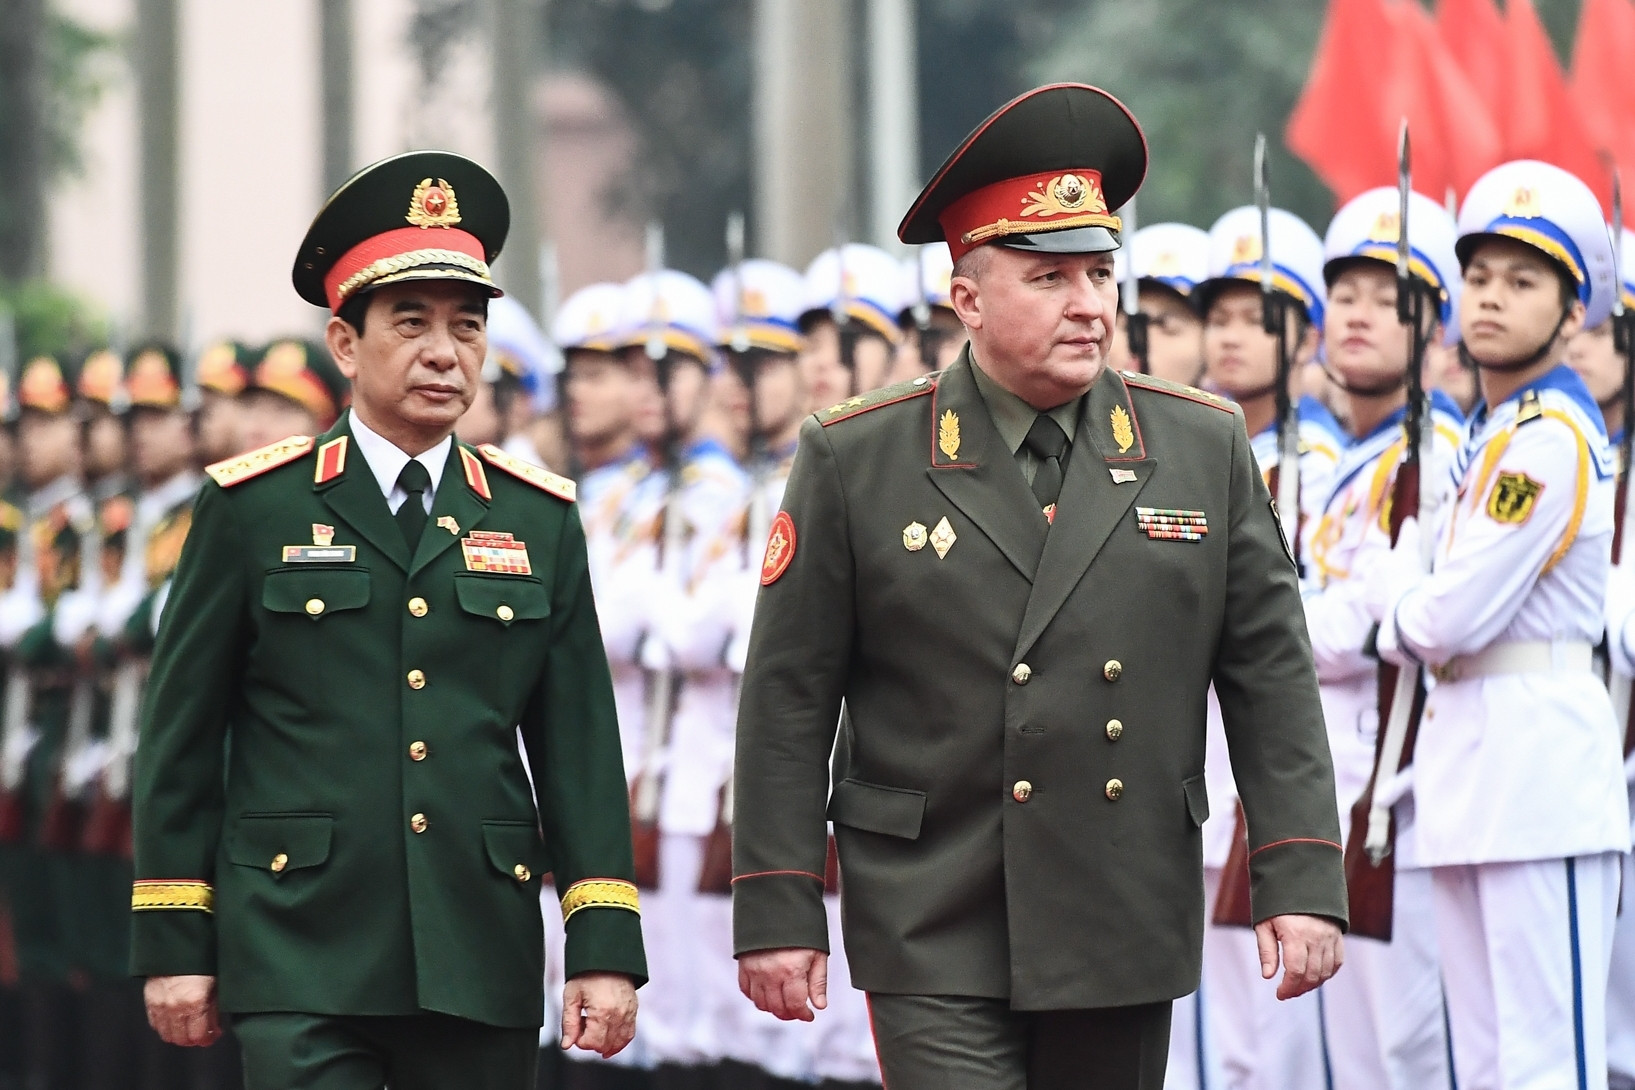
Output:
[492, 0, 546, 320]
[866, 0, 918, 250]
[135, 0, 179, 340]
[320, 0, 355, 193]
[752, 0, 852, 266]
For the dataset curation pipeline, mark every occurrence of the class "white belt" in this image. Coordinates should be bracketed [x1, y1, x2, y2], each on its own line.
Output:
[1429, 640, 1595, 684]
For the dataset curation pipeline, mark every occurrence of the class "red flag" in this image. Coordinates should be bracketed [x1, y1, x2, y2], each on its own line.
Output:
[1571, 0, 1635, 219]
[1395, 0, 1501, 200]
[1437, 0, 1507, 111]
[1286, 0, 1398, 202]
[1506, 0, 1611, 212]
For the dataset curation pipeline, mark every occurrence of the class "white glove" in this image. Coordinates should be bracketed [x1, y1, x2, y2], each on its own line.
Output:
[1364, 516, 1423, 623]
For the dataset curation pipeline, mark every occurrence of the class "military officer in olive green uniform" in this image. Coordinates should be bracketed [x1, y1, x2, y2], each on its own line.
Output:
[131, 151, 646, 1090]
[731, 85, 1347, 1090]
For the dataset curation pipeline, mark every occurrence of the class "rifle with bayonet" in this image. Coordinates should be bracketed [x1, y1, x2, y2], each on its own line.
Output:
[630, 220, 678, 891]
[1214, 134, 1307, 928]
[1345, 122, 1434, 942]
[1605, 173, 1635, 762]
[1121, 194, 1149, 374]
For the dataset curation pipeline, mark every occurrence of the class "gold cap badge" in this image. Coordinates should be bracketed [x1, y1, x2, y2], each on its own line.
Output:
[407, 178, 463, 228]
[1504, 186, 1542, 218]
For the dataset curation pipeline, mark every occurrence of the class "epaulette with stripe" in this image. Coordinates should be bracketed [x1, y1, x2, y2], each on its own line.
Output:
[819, 374, 938, 427]
[205, 435, 315, 488]
[477, 443, 576, 502]
[1515, 389, 1543, 425]
[1121, 371, 1234, 413]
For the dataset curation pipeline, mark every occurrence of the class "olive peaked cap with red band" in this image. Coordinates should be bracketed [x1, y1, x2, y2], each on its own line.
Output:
[898, 83, 1148, 263]
[293, 150, 510, 313]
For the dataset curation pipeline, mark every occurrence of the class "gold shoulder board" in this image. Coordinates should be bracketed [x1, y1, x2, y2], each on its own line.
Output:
[1121, 371, 1234, 413]
[477, 444, 576, 502]
[205, 435, 315, 487]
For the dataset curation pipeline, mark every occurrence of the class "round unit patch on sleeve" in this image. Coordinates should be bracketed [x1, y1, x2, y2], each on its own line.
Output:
[761, 511, 797, 586]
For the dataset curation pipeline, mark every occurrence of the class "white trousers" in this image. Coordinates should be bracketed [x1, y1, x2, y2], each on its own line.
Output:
[1433, 853, 1620, 1090]
[1608, 849, 1635, 1090]
[1318, 865, 1451, 1090]
[640, 833, 708, 1066]
[1199, 867, 1327, 1090]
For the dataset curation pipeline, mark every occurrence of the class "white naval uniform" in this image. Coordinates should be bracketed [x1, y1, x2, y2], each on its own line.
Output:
[552, 446, 665, 1065]
[1597, 429, 1635, 1090]
[1378, 365, 1631, 1090]
[1303, 393, 1463, 1090]
[1184, 398, 1341, 1090]
[642, 438, 751, 1070]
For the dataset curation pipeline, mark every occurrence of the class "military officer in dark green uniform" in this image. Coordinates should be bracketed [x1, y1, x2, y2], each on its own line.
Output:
[730, 85, 1347, 1090]
[131, 151, 646, 1090]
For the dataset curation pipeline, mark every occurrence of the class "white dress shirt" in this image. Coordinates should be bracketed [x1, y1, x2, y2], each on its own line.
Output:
[348, 409, 450, 516]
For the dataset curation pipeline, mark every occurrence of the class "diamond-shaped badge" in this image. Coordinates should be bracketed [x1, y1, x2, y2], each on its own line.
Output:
[930, 516, 957, 559]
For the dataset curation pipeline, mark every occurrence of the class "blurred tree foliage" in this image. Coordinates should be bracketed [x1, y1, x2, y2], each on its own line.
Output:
[0, 1, 113, 283]
[549, 0, 1587, 267]
[1, 280, 108, 369]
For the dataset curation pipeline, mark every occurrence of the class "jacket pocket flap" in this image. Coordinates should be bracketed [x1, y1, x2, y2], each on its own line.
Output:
[262, 569, 370, 617]
[227, 813, 334, 873]
[482, 820, 548, 879]
[827, 779, 927, 840]
[454, 574, 551, 626]
[1182, 774, 1210, 827]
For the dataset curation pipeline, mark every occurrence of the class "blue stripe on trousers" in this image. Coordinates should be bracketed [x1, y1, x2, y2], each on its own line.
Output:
[1568, 857, 1588, 1090]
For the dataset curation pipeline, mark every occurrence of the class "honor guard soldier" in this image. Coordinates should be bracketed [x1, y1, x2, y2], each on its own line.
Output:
[891, 243, 967, 385]
[235, 338, 348, 452]
[0, 353, 95, 1090]
[1369, 160, 1630, 1090]
[1114, 223, 1209, 387]
[731, 83, 1347, 1090]
[1566, 228, 1633, 449]
[130, 151, 646, 1090]
[193, 341, 254, 463]
[796, 244, 906, 409]
[1304, 187, 1465, 1090]
[613, 267, 747, 1085]
[1599, 225, 1635, 1090]
[1189, 203, 1341, 1090]
[457, 294, 557, 468]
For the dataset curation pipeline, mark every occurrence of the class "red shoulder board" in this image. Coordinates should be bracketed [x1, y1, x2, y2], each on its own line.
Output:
[313, 436, 349, 484]
[1120, 371, 1234, 413]
[460, 447, 492, 501]
[477, 444, 576, 502]
[819, 375, 937, 427]
[205, 435, 315, 488]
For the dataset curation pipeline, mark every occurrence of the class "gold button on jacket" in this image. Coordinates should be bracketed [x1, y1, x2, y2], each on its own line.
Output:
[407, 596, 428, 617]
[406, 669, 426, 690]
[1105, 719, 1124, 741]
[1105, 779, 1124, 802]
[305, 598, 325, 616]
[1102, 659, 1123, 682]
[409, 813, 428, 834]
[1012, 780, 1033, 803]
[513, 864, 532, 882]
[408, 741, 427, 761]
[270, 853, 289, 873]
[1010, 663, 1032, 685]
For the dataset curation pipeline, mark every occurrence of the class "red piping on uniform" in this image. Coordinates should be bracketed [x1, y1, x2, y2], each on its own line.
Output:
[730, 869, 825, 884]
[820, 387, 935, 429]
[1123, 373, 1235, 414]
[1249, 837, 1342, 859]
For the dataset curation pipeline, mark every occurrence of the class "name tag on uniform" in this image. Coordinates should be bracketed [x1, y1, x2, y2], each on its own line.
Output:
[461, 531, 532, 575]
[282, 545, 358, 563]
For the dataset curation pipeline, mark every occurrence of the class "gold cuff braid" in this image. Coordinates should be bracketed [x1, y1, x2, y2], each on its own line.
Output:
[132, 880, 214, 913]
[560, 879, 640, 923]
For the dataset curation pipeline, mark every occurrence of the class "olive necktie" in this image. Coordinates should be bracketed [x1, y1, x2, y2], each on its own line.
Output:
[1023, 414, 1070, 511]
[395, 460, 431, 547]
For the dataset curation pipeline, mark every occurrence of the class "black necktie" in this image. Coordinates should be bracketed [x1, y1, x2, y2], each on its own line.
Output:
[395, 460, 431, 547]
[1023, 414, 1070, 510]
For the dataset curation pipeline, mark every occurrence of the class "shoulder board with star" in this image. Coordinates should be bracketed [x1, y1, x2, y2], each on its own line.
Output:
[1120, 371, 1234, 413]
[205, 435, 315, 488]
[477, 444, 576, 502]
[819, 374, 938, 427]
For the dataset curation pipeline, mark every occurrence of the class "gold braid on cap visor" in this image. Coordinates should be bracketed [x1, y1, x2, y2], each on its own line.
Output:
[333, 248, 494, 305]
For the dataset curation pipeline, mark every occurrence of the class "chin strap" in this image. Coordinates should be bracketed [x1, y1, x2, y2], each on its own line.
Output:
[1322, 366, 1406, 398]
[1469, 308, 1571, 374]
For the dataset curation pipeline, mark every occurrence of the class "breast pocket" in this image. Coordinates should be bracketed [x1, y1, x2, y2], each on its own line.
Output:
[262, 568, 371, 620]
[452, 572, 550, 627]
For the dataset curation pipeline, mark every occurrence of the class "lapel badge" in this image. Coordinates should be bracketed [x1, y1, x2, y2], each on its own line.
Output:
[281, 522, 357, 563]
[312, 523, 335, 546]
[1111, 405, 1135, 454]
[903, 521, 928, 552]
[1043, 503, 1057, 525]
[437, 515, 460, 536]
[1135, 507, 1209, 542]
[1110, 468, 1138, 484]
[939, 410, 961, 460]
[930, 516, 957, 559]
[461, 530, 532, 574]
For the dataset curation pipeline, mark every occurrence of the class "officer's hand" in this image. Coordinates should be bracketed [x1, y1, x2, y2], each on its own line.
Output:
[1255, 914, 1344, 1000]
[560, 972, 638, 1058]
[144, 974, 223, 1047]
[738, 947, 827, 1022]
